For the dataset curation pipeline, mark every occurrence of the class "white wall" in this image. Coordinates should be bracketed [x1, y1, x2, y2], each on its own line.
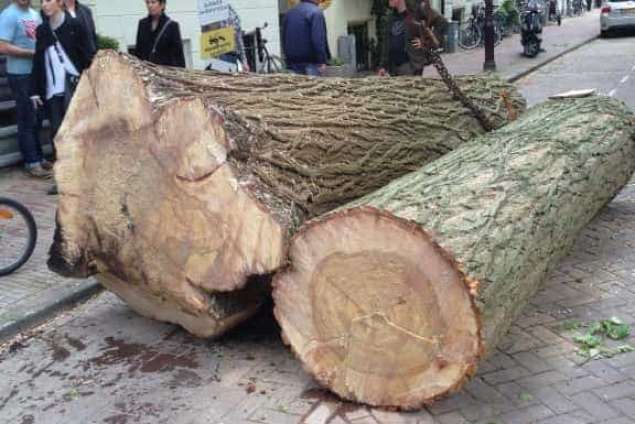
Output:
[323, 0, 374, 57]
[89, 0, 281, 70]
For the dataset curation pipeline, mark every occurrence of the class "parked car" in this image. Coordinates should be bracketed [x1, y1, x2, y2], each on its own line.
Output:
[600, 0, 635, 36]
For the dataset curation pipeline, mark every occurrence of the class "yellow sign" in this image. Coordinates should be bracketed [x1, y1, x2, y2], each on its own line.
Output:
[200, 26, 236, 59]
[287, 0, 332, 9]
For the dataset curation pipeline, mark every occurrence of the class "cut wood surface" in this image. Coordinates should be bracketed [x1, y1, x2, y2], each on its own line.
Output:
[273, 96, 635, 409]
[48, 51, 524, 337]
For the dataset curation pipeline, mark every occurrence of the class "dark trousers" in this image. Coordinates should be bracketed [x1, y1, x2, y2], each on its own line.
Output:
[287, 62, 321, 76]
[8, 74, 43, 166]
[47, 95, 66, 145]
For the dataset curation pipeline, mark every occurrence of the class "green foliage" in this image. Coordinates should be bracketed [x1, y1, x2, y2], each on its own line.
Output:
[327, 57, 345, 66]
[96, 33, 120, 51]
[564, 317, 633, 360]
[497, 0, 520, 27]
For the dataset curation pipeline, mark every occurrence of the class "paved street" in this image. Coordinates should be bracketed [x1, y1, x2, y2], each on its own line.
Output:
[3, 19, 635, 424]
[517, 32, 635, 107]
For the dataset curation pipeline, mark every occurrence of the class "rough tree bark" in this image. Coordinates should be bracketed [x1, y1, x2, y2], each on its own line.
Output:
[48, 51, 524, 337]
[273, 96, 635, 409]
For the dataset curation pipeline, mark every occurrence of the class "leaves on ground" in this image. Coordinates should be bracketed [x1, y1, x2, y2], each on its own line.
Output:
[562, 317, 634, 360]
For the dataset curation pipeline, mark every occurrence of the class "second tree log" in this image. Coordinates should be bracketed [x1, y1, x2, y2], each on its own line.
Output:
[273, 96, 635, 409]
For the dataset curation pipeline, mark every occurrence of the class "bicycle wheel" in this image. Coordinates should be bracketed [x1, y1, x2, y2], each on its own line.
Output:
[459, 25, 482, 49]
[0, 197, 37, 276]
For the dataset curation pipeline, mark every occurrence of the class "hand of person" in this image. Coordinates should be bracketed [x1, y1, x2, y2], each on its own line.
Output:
[377, 68, 389, 77]
[318, 63, 327, 74]
[411, 38, 423, 50]
[241, 61, 250, 73]
[30, 96, 43, 110]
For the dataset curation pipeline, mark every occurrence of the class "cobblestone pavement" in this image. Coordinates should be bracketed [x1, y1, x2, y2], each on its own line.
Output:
[2, 177, 635, 424]
[0, 168, 98, 338]
[427, 10, 600, 80]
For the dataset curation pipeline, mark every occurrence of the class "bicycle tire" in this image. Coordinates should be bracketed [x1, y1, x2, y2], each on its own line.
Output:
[257, 52, 286, 74]
[459, 25, 481, 49]
[0, 197, 37, 276]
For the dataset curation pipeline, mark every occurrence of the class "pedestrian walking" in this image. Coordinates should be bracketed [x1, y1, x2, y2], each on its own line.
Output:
[134, 0, 185, 68]
[282, 0, 330, 76]
[0, 0, 50, 178]
[30, 0, 94, 194]
[63, 0, 97, 56]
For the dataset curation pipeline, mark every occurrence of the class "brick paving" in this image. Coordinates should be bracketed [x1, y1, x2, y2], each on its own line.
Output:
[0, 9, 630, 424]
[0, 168, 63, 304]
[427, 10, 601, 80]
[0, 175, 634, 424]
[0, 167, 99, 337]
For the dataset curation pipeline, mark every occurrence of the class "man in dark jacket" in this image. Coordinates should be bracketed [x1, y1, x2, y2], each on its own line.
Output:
[64, 0, 97, 56]
[282, 0, 330, 76]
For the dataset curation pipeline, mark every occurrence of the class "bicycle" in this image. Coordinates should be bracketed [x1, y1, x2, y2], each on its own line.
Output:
[243, 23, 285, 74]
[0, 197, 37, 276]
[459, 4, 505, 50]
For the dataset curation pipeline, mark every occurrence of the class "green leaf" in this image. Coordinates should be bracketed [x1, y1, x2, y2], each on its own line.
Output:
[573, 333, 602, 348]
[600, 319, 631, 340]
[519, 392, 533, 402]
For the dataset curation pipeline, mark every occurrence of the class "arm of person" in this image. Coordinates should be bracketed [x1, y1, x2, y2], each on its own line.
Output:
[81, 6, 98, 56]
[0, 11, 34, 58]
[133, 20, 143, 59]
[309, 12, 328, 68]
[29, 26, 45, 108]
[171, 22, 186, 68]
[74, 20, 94, 70]
[0, 40, 34, 57]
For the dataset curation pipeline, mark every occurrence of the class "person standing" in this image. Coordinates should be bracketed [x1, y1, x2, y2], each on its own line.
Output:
[378, 0, 444, 77]
[282, 0, 330, 76]
[63, 0, 97, 56]
[30, 0, 94, 194]
[0, 0, 50, 178]
[134, 0, 185, 68]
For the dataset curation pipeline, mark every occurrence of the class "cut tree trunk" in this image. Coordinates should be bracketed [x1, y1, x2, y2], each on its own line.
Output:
[48, 50, 524, 337]
[273, 96, 635, 409]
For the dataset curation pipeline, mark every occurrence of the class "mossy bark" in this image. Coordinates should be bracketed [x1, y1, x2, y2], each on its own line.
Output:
[273, 96, 635, 408]
[48, 51, 524, 337]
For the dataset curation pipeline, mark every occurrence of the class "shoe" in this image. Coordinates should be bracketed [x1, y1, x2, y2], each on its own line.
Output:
[41, 160, 54, 171]
[47, 184, 58, 195]
[26, 164, 53, 179]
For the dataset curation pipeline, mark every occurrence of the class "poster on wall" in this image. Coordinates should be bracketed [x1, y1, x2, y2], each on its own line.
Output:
[197, 0, 235, 59]
[200, 26, 236, 59]
[197, 0, 230, 27]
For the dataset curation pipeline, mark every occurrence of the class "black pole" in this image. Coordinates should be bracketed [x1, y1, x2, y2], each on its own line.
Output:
[483, 0, 496, 71]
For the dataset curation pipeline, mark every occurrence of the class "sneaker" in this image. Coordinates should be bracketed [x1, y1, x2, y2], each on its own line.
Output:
[26, 164, 53, 179]
[47, 184, 58, 195]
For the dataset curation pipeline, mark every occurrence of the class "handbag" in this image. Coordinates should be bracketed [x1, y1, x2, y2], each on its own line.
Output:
[50, 27, 80, 109]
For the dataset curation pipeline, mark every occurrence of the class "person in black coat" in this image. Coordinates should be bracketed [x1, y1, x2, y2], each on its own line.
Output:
[134, 0, 185, 67]
[64, 0, 97, 56]
[30, 0, 94, 193]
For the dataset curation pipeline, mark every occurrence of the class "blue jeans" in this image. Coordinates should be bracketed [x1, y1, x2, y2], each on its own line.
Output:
[287, 63, 321, 76]
[8, 74, 43, 166]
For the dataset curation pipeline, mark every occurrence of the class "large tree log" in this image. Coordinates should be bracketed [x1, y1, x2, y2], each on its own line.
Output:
[273, 96, 635, 409]
[48, 51, 524, 337]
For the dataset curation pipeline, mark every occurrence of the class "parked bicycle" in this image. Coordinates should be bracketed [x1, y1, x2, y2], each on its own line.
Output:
[459, 3, 505, 50]
[243, 23, 285, 74]
[0, 197, 37, 276]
